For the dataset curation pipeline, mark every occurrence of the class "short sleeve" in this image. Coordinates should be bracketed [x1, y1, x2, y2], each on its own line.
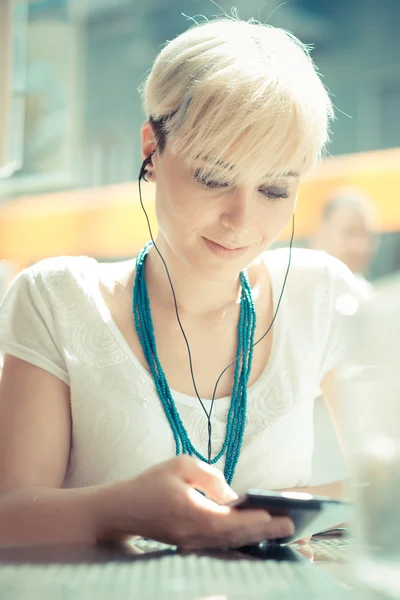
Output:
[0, 266, 69, 384]
[319, 254, 374, 379]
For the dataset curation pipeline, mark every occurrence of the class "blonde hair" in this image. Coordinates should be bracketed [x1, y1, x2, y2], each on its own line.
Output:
[140, 18, 334, 185]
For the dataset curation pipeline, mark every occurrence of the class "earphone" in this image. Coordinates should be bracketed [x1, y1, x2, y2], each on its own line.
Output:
[140, 151, 155, 182]
[138, 150, 294, 464]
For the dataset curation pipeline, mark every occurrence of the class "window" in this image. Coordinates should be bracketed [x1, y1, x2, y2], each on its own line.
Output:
[381, 82, 400, 149]
[0, 0, 26, 179]
[0, 0, 80, 196]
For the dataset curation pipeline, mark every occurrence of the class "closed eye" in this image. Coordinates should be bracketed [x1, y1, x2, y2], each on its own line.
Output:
[259, 187, 289, 200]
[193, 169, 229, 189]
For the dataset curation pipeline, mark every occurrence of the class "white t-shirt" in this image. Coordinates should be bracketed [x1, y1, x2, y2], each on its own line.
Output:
[0, 249, 363, 494]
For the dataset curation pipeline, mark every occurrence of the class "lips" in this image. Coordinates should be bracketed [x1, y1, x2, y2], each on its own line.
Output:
[202, 237, 249, 258]
[211, 241, 244, 250]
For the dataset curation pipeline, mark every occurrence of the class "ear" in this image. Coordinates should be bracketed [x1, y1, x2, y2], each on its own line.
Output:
[141, 121, 157, 162]
[140, 121, 158, 182]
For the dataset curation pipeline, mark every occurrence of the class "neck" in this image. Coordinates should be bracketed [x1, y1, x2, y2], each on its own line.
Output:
[144, 236, 243, 314]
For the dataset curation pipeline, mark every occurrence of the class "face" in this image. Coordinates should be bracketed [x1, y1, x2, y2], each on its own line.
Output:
[142, 124, 301, 280]
[321, 207, 377, 274]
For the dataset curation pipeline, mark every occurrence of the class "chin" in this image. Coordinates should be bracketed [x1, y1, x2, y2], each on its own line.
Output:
[198, 257, 243, 279]
[194, 251, 258, 282]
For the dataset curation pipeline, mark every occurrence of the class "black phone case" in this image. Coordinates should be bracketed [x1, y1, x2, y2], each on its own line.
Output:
[231, 490, 324, 544]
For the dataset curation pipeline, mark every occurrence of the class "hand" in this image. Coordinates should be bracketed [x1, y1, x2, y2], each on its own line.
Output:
[96, 456, 294, 550]
[291, 536, 314, 561]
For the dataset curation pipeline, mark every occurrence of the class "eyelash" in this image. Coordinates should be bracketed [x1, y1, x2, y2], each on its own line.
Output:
[194, 173, 289, 200]
[260, 189, 289, 201]
[198, 178, 229, 189]
[193, 171, 229, 189]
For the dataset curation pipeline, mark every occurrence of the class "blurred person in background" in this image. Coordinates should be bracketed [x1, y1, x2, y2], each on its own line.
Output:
[0, 18, 367, 551]
[311, 187, 379, 282]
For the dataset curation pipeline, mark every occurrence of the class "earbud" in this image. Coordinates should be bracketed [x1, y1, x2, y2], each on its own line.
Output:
[139, 150, 156, 182]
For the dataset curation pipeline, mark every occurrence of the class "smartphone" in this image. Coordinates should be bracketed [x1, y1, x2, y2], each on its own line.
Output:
[230, 489, 352, 544]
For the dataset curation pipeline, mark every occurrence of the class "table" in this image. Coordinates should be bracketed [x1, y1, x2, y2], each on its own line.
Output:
[0, 536, 365, 599]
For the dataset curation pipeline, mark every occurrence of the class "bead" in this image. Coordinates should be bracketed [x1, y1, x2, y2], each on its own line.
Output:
[133, 243, 256, 484]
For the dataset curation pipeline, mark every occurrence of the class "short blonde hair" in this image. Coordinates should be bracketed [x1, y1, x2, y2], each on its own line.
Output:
[140, 18, 334, 185]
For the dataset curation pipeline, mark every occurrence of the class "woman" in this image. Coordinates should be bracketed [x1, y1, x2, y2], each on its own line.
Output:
[0, 18, 360, 550]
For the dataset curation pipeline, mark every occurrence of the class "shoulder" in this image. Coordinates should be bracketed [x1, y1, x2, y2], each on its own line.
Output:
[265, 247, 345, 277]
[26, 255, 95, 281]
[264, 247, 371, 309]
[266, 247, 363, 285]
[9, 256, 98, 307]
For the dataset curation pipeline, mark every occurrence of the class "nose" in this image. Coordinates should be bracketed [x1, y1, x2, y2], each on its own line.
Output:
[220, 187, 253, 233]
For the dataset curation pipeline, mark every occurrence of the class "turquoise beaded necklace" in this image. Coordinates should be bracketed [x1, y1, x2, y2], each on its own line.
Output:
[133, 242, 257, 484]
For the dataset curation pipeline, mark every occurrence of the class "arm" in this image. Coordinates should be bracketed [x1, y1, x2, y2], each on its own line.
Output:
[0, 354, 102, 545]
[0, 485, 103, 546]
[281, 369, 348, 500]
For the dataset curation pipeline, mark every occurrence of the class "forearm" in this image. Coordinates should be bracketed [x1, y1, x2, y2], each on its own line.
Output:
[0, 484, 117, 547]
[281, 479, 348, 500]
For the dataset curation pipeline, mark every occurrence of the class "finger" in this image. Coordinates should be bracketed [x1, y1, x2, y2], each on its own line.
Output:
[204, 509, 292, 548]
[295, 544, 314, 562]
[245, 514, 295, 543]
[207, 505, 294, 545]
[229, 506, 295, 539]
[186, 486, 232, 515]
[172, 456, 238, 504]
[178, 508, 271, 551]
[294, 536, 312, 545]
[181, 512, 294, 551]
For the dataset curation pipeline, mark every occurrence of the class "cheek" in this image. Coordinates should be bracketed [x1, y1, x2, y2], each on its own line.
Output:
[257, 199, 296, 237]
[155, 181, 209, 237]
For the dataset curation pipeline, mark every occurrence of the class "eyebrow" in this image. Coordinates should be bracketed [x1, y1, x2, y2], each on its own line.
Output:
[275, 170, 299, 178]
[261, 170, 300, 181]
